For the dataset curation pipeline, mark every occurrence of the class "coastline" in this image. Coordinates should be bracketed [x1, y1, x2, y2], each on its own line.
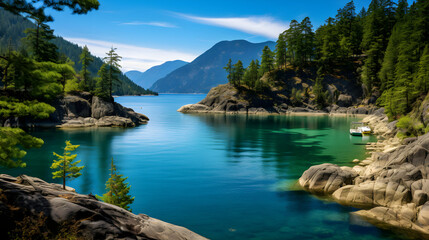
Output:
[297, 112, 429, 239]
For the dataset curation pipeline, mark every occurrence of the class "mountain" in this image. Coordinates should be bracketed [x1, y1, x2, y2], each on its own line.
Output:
[0, 9, 156, 96]
[150, 40, 276, 93]
[125, 60, 188, 89]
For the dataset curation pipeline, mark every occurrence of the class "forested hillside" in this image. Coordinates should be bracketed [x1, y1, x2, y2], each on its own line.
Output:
[0, 9, 155, 96]
[227, 0, 428, 123]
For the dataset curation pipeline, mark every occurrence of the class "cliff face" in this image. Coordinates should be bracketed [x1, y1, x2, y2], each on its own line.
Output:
[0, 174, 207, 240]
[298, 113, 429, 239]
[2, 92, 149, 128]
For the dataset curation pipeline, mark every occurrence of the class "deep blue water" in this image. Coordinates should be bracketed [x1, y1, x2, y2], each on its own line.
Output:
[3, 94, 402, 239]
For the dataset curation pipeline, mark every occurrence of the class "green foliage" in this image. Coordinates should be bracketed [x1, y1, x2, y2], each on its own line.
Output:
[396, 116, 424, 138]
[97, 158, 134, 211]
[0, 0, 99, 20]
[0, 97, 55, 119]
[0, 9, 155, 96]
[51, 141, 84, 190]
[95, 64, 110, 99]
[291, 88, 302, 105]
[0, 127, 44, 168]
[23, 14, 58, 62]
[78, 45, 94, 91]
[242, 60, 260, 89]
[275, 34, 287, 69]
[232, 60, 244, 87]
[259, 46, 274, 77]
[99, 47, 122, 98]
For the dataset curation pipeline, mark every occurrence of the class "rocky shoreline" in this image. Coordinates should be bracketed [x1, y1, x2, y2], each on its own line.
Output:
[2, 92, 149, 128]
[178, 84, 380, 116]
[0, 174, 207, 240]
[299, 113, 429, 239]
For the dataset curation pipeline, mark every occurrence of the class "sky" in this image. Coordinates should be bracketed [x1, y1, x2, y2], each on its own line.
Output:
[46, 0, 379, 72]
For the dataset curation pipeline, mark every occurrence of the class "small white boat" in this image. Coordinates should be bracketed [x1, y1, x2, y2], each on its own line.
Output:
[350, 122, 371, 136]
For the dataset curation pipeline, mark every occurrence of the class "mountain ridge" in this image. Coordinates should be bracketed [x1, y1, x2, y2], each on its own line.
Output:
[150, 40, 276, 93]
[125, 60, 188, 89]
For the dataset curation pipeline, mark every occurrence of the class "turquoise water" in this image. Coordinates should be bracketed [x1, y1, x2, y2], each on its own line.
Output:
[2, 94, 401, 240]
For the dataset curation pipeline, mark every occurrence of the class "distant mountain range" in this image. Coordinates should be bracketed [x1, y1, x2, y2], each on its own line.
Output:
[150, 40, 276, 93]
[125, 60, 188, 89]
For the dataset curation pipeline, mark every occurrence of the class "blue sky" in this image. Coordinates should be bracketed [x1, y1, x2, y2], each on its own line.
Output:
[46, 0, 387, 72]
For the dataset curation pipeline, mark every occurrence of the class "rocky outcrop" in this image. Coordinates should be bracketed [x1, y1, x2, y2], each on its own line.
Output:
[1, 92, 149, 128]
[178, 84, 380, 115]
[0, 174, 207, 240]
[298, 114, 429, 238]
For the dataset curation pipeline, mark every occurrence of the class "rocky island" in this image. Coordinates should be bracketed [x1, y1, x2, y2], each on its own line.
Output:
[178, 67, 380, 116]
[1, 92, 149, 128]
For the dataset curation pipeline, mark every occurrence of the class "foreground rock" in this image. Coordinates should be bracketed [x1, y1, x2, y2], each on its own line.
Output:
[0, 174, 207, 240]
[2, 92, 149, 128]
[178, 84, 380, 115]
[299, 114, 429, 238]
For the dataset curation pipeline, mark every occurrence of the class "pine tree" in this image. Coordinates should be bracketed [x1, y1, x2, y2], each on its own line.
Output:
[243, 60, 259, 89]
[232, 60, 244, 87]
[95, 63, 110, 98]
[23, 13, 58, 62]
[416, 45, 429, 92]
[98, 158, 134, 211]
[259, 46, 274, 77]
[103, 47, 122, 98]
[79, 45, 93, 91]
[275, 33, 287, 69]
[299, 17, 315, 65]
[51, 141, 84, 190]
[224, 58, 233, 84]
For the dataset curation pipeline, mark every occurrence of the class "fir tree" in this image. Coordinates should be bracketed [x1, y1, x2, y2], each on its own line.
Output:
[275, 33, 287, 69]
[232, 60, 244, 87]
[79, 45, 93, 91]
[98, 158, 135, 211]
[224, 58, 233, 84]
[416, 45, 429, 92]
[51, 141, 84, 190]
[102, 47, 122, 98]
[259, 46, 274, 77]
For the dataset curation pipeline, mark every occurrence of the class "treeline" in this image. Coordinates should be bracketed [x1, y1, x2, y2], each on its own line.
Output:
[0, 9, 156, 96]
[227, 0, 429, 119]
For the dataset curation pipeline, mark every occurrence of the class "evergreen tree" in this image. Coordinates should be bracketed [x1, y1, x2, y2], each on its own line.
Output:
[0, 127, 44, 168]
[0, 0, 99, 20]
[316, 17, 340, 68]
[224, 58, 233, 84]
[102, 47, 122, 98]
[98, 158, 135, 211]
[299, 17, 315, 65]
[416, 45, 429, 92]
[275, 33, 287, 69]
[23, 12, 58, 62]
[259, 46, 274, 77]
[79, 45, 93, 91]
[95, 63, 110, 98]
[243, 60, 259, 89]
[51, 141, 84, 190]
[232, 60, 244, 87]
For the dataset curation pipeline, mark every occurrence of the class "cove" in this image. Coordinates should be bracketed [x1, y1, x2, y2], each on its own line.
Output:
[2, 94, 400, 240]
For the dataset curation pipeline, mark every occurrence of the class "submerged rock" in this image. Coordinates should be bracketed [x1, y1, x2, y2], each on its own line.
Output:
[0, 174, 207, 240]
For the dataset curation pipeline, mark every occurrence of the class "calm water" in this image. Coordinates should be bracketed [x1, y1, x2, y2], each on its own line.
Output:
[3, 94, 401, 240]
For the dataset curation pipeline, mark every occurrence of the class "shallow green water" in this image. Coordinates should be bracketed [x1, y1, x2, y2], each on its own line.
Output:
[2, 94, 403, 239]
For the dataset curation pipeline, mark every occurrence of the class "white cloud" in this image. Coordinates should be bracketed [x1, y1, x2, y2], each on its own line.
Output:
[179, 14, 288, 39]
[64, 37, 197, 72]
[121, 21, 177, 28]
